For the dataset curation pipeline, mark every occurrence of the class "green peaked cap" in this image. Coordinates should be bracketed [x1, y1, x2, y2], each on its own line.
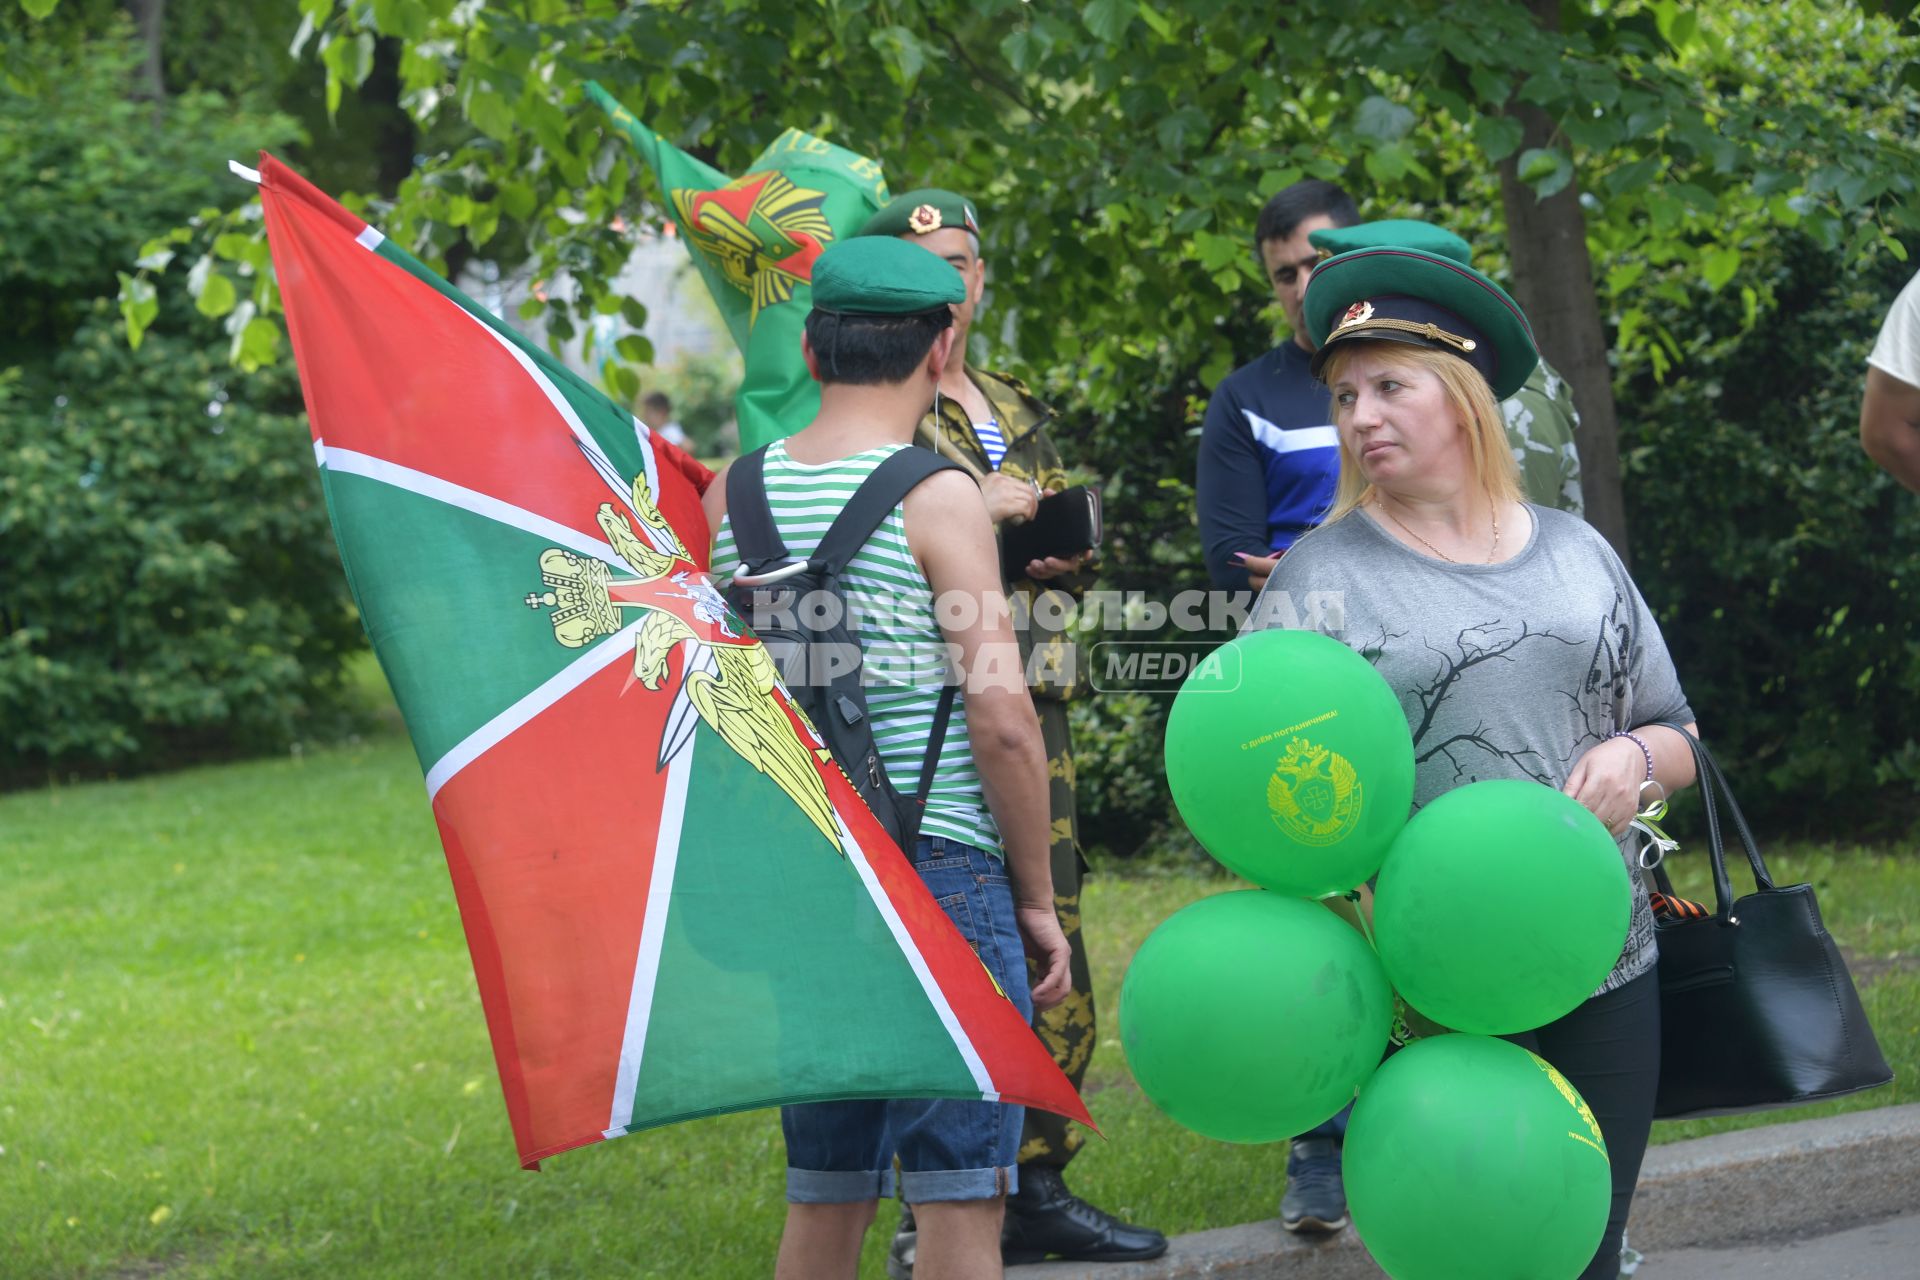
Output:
[1304, 245, 1539, 400]
[856, 188, 982, 240]
[810, 236, 966, 316]
[1309, 218, 1472, 265]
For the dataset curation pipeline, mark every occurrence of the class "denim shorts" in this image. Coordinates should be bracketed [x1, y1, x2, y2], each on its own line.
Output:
[781, 835, 1033, 1204]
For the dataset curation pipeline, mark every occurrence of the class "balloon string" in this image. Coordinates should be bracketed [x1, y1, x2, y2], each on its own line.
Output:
[1629, 792, 1678, 870]
[1345, 889, 1375, 950]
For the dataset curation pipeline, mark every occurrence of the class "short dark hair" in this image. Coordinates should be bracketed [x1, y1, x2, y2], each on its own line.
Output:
[1254, 179, 1359, 250]
[641, 391, 671, 413]
[803, 307, 953, 386]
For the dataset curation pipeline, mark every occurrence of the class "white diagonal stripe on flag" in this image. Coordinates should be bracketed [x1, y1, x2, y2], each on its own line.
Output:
[603, 725, 695, 1138]
[320, 445, 618, 564]
[837, 819, 997, 1100]
[421, 619, 644, 801]
[342, 212, 655, 513]
[442, 299, 661, 520]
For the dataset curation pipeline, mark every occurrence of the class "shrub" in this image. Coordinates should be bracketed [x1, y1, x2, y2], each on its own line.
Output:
[1619, 233, 1920, 834]
[0, 302, 361, 777]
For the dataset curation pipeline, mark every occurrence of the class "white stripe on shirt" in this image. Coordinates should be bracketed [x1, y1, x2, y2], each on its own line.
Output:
[1244, 412, 1339, 455]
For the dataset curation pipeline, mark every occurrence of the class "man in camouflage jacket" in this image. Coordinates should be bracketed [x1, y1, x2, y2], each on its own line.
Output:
[1503, 360, 1584, 515]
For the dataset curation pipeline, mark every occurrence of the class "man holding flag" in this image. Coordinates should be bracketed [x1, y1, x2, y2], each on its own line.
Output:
[257, 147, 1094, 1194]
[704, 235, 1071, 1280]
[858, 190, 1168, 1272]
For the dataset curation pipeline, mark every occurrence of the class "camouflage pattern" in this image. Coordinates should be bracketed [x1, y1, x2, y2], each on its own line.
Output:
[917, 371, 1097, 1169]
[1018, 700, 1093, 1168]
[1501, 358, 1584, 514]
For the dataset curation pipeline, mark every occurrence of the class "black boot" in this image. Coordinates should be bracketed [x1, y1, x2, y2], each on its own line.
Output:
[1001, 1165, 1169, 1265]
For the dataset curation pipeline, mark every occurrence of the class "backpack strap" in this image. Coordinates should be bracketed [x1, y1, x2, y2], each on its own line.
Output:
[723, 445, 789, 565]
[818, 447, 965, 849]
[896, 682, 960, 850]
[810, 446, 966, 574]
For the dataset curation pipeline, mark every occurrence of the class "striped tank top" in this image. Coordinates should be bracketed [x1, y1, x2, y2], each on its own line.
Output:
[710, 441, 1000, 854]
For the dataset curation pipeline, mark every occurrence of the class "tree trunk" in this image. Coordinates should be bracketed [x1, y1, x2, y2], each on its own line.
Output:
[1496, 0, 1629, 562]
[126, 0, 166, 113]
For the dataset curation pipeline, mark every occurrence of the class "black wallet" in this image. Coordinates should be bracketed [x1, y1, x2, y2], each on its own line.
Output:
[1000, 485, 1101, 580]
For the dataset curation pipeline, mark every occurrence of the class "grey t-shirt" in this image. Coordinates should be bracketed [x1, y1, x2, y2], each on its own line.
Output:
[1243, 505, 1694, 995]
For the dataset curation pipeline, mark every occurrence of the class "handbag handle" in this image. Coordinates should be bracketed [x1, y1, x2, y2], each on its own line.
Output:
[1645, 722, 1775, 923]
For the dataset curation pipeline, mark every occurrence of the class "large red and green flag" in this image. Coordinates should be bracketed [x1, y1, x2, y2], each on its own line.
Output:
[585, 82, 890, 452]
[256, 153, 1090, 1169]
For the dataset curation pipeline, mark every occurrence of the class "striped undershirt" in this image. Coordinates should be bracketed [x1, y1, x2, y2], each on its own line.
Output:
[973, 418, 1008, 469]
[710, 440, 1000, 854]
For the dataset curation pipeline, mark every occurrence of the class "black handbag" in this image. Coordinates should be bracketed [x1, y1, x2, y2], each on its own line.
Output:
[1644, 724, 1893, 1120]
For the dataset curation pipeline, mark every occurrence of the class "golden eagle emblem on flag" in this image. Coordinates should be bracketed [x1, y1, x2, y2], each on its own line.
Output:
[671, 172, 833, 317]
[524, 468, 841, 853]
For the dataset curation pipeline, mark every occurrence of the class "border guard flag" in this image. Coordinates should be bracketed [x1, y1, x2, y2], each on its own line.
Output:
[256, 153, 1092, 1169]
[585, 82, 891, 453]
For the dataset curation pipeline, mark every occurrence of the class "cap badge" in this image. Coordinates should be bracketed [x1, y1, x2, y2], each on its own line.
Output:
[1339, 299, 1376, 329]
[907, 203, 944, 234]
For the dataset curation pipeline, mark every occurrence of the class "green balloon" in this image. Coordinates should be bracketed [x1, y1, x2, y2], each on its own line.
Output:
[1373, 779, 1630, 1035]
[1119, 890, 1393, 1144]
[1164, 629, 1415, 897]
[1345, 1034, 1612, 1280]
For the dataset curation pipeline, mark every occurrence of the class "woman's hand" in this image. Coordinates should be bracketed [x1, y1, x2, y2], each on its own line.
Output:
[1564, 736, 1648, 836]
[1233, 550, 1281, 590]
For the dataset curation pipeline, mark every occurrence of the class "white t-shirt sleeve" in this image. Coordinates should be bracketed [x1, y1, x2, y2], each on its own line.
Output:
[1868, 270, 1920, 388]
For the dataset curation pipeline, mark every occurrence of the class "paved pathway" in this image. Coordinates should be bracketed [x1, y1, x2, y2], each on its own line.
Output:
[1634, 1211, 1920, 1278]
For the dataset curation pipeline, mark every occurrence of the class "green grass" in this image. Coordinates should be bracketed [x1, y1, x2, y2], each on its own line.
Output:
[3, 703, 1914, 1277]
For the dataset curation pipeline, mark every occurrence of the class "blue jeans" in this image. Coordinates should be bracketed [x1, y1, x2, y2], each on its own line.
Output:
[782, 836, 1033, 1204]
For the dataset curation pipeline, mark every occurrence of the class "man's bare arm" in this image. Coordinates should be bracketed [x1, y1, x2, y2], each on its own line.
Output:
[1861, 366, 1920, 494]
[906, 470, 1071, 1008]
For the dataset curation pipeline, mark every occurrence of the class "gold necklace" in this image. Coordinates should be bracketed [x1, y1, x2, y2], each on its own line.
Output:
[1375, 501, 1500, 564]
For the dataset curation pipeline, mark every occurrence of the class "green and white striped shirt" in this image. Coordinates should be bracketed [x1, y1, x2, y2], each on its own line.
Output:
[710, 441, 1000, 854]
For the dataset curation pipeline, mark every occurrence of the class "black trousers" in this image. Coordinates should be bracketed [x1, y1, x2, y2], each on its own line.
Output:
[1506, 967, 1661, 1280]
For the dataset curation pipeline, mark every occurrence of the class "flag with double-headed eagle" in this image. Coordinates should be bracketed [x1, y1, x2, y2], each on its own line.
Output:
[257, 154, 1090, 1170]
[585, 82, 890, 453]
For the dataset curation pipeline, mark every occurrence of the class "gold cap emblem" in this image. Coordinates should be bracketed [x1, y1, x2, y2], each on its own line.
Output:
[1338, 299, 1376, 329]
[907, 203, 943, 234]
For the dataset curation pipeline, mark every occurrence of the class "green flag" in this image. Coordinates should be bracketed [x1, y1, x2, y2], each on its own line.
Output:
[587, 83, 891, 452]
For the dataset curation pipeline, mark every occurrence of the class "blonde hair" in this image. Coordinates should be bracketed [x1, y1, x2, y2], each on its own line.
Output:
[1317, 342, 1524, 524]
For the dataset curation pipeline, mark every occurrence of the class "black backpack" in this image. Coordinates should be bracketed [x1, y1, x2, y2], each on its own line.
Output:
[723, 444, 964, 851]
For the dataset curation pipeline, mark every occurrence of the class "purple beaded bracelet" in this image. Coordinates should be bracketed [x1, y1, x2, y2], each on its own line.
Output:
[1608, 729, 1655, 783]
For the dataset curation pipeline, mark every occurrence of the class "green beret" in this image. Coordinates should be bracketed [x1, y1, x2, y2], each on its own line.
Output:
[1303, 247, 1539, 400]
[1309, 219, 1471, 266]
[810, 236, 966, 316]
[856, 187, 982, 240]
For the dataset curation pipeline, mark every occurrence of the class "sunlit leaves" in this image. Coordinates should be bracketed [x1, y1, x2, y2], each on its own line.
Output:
[115, 272, 157, 350]
[1516, 146, 1573, 199]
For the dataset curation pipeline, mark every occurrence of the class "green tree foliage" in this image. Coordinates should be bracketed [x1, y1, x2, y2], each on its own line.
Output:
[0, 305, 363, 773]
[151, 0, 1919, 556]
[0, 29, 289, 361]
[1622, 234, 1920, 833]
[0, 26, 362, 779]
[103, 0, 1920, 833]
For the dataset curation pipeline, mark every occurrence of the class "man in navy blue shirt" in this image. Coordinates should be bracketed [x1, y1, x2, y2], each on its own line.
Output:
[1196, 180, 1359, 592]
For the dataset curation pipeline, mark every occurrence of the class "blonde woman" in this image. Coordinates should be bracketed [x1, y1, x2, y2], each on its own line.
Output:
[1244, 239, 1698, 1280]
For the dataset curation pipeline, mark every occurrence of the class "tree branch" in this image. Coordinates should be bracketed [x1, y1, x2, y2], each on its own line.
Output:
[925, 15, 1041, 118]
